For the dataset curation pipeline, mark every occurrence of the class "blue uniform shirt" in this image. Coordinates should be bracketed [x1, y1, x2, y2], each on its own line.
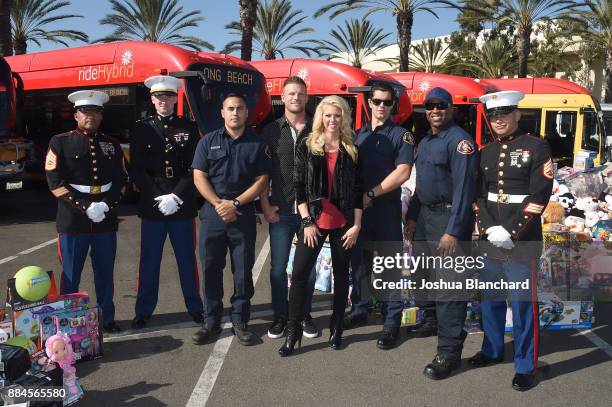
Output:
[408, 122, 478, 237]
[192, 127, 271, 198]
[355, 119, 414, 202]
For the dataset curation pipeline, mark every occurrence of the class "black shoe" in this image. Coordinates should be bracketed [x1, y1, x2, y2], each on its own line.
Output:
[267, 318, 287, 339]
[512, 373, 535, 391]
[423, 354, 461, 380]
[192, 324, 221, 345]
[278, 322, 303, 357]
[469, 352, 504, 368]
[342, 313, 368, 330]
[189, 311, 204, 324]
[232, 322, 254, 346]
[329, 325, 343, 350]
[103, 321, 122, 333]
[406, 321, 437, 338]
[302, 315, 319, 338]
[131, 315, 150, 330]
[376, 326, 399, 350]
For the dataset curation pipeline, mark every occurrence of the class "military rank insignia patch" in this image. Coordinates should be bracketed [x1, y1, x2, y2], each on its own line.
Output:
[543, 158, 553, 179]
[45, 149, 57, 171]
[402, 131, 415, 145]
[456, 139, 475, 155]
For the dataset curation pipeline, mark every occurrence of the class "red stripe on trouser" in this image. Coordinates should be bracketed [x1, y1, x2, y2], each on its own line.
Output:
[57, 234, 64, 293]
[192, 218, 200, 292]
[531, 260, 539, 374]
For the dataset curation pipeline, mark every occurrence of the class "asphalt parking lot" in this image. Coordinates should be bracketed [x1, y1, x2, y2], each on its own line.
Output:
[1, 182, 611, 407]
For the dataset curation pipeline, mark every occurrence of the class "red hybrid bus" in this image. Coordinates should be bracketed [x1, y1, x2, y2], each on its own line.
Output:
[251, 59, 412, 130]
[389, 72, 496, 146]
[0, 56, 30, 192]
[5, 41, 272, 175]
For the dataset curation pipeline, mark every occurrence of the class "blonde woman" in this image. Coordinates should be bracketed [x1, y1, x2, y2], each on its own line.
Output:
[279, 96, 363, 356]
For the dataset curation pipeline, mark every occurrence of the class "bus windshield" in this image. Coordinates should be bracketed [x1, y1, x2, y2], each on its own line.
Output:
[182, 63, 265, 133]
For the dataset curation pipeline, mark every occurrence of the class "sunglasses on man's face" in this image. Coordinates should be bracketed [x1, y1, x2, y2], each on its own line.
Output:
[424, 101, 450, 111]
[371, 98, 394, 107]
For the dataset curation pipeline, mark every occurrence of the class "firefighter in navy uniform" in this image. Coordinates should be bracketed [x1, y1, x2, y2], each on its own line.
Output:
[130, 75, 204, 329]
[469, 90, 553, 391]
[405, 87, 478, 380]
[347, 82, 413, 350]
[45, 90, 127, 333]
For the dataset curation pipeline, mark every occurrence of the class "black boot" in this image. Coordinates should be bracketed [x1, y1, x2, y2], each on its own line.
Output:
[376, 326, 399, 350]
[278, 322, 303, 357]
[329, 320, 343, 350]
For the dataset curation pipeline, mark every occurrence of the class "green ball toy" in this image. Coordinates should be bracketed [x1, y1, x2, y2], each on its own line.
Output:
[14, 266, 51, 302]
[5, 336, 37, 354]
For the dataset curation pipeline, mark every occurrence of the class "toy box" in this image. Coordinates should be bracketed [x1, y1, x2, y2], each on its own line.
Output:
[6, 270, 58, 312]
[38, 307, 102, 362]
[10, 293, 90, 354]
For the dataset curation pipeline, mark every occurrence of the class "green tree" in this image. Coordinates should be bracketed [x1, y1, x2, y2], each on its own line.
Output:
[315, 0, 456, 72]
[222, 0, 319, 60]
[0, 0, 12, 56]
[455, 0, 578, 77]
[409, 38, 451, 72]
[316, 19, 396, 68]
[11, 0, 88, 55]
[94, 0, 212, 51]
[461, 37, 518, 78]
[573, 0, 612, 101]
[529, 20, 581, 79]
[239, 0, 258, 61]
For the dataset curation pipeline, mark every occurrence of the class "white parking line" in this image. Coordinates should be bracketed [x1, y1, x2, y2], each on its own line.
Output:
[0, 238, 57, 265]
[186, 235, 270, 407]
[577, 329, 612, 358]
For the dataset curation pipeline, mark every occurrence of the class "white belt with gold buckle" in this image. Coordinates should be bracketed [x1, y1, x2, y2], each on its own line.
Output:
[70, 182, 112, 194]
[487, 192, 528, 204]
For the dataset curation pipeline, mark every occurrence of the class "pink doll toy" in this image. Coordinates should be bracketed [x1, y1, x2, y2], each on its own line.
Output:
[45, 332, 79, 396]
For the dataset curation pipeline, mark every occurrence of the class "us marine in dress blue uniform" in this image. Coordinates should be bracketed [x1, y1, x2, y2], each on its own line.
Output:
[405, 87, 478, 380]
[130, 75, 204, 329]
[45, 90, 127, 333]
[348, 82, 413, 350]
[469, 90, 553, 392]
[191, 93, 271, 346]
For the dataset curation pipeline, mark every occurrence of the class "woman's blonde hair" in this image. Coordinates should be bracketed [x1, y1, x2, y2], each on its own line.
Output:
[307, 95, 358, 162]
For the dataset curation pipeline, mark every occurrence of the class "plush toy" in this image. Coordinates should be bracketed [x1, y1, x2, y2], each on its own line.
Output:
[564, 216, 586, 233]
[559, 192, 577, 216]
[542, 201, 565, 225]
[45, 332, 80, 396]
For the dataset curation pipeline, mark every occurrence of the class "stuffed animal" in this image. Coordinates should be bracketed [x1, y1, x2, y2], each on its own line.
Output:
[542, 201, 565, 225]
[558, 192, 577, 215]
[564, 216, 585, 232]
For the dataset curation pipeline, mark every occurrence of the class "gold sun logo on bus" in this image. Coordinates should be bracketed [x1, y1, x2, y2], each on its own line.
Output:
[121, 49, 133, 66]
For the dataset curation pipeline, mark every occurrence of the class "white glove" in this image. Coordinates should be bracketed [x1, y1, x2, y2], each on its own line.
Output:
[486, 225, 515, 250]
[86, 202, 109, 223]
[154, 194, 182, 216]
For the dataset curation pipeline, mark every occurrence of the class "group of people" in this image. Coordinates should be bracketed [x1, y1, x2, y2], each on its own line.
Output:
[44, 73, 552, 392]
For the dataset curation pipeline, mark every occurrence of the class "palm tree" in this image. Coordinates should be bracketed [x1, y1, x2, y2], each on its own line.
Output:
[239, 0, 258, 61]
[94, 0, 213, 51]
[316, 19, 396, 68]
[409, 38, 450, 72]
[222, 0, 319, 60]
[573, 0, 612, 102]
[315, 0, 456, 72]
[11, 0, 88, 55]
[0, 0, 12, 56]
[461, 37, 518, 78]
[456, 0, 578, 78]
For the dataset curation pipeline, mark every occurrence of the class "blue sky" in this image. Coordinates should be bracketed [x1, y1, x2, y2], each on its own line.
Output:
[30, 0, 460, 57]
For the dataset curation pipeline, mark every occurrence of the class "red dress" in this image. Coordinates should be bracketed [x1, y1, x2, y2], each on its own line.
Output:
[315, 150, 346, 230]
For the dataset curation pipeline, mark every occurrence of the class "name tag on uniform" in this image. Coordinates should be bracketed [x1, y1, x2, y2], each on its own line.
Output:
[210, 145, 221, 150]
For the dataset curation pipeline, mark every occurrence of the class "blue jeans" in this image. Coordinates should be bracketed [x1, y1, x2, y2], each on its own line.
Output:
[269, 211, 316, 319]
